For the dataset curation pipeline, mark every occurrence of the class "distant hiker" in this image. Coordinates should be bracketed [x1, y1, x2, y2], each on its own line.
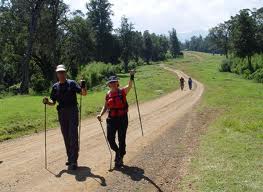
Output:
[180, 77, 185, 91]
[97, 71, 135, 168]
[43, 65, 87, 170]
[188, 77, 193, 90]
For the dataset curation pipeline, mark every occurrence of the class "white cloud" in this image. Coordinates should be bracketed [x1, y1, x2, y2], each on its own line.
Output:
[64, 0, 263, 34]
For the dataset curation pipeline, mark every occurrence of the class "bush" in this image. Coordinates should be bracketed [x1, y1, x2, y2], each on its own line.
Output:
[221, 54, 263, 83]
[242, 69, 252, 79]
[219, 59, 232, 72]
[165, 51, 173, 60]
[128, 61, 137, 70]
[31, 75, 50, 94]
[252, 69, 263, 83]
[78, 62, 122, 88]
[136, 58, 146, 66]
[8, 83, 20, 95]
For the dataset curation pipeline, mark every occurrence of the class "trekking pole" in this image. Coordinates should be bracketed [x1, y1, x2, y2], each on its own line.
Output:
[44, 104, 47, 169]
[78, 94, 82, 150]
[133, 79, 144, 136]
[99, 121, 112, 170]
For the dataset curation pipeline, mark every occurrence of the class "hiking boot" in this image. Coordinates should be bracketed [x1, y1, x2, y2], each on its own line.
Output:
[68, 163, 78, 171]
[114, 152, 122, 168]
[119, 156, 124, 166]
[115, 159, 123, 169]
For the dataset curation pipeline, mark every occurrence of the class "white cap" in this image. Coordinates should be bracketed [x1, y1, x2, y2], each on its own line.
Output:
[56, 65, 66, 72]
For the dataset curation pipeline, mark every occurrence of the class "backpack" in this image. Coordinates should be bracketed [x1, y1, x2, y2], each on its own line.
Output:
[106, 89, 129, 117]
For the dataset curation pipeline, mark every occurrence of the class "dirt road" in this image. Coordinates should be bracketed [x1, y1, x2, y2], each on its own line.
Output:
[0, 66, 204, 192]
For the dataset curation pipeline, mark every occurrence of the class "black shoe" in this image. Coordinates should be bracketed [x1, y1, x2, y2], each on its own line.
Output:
[68, 163, 78, 171]
[120, 157, 124, 166]
[114, 152, 122, 168]
[65, 162, 70, 166]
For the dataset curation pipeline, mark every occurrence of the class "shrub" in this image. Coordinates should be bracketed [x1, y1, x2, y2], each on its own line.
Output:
[31, 74, 50, 94]
[165, 51, 173, 60]
[128, 61, 137, 70]
[252, 69, 263, 83]
[78, 62, 122, 88]
[8, 83, 20, 95]
[219, 59, 232, 72]
[221, 54, 263, 83]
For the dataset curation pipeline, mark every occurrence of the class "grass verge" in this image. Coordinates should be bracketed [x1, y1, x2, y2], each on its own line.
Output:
[166, 52, 263, 191]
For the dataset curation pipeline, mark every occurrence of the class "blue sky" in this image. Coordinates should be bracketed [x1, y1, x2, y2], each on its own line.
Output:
[64, 0, 262, 35]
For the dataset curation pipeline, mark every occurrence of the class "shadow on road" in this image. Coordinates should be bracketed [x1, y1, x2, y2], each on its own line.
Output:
[115, 165, 163, 192]
[55, 166, 106, 186]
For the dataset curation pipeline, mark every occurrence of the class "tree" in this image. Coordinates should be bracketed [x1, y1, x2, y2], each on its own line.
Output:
[19, 0, 44, 94]
[118, 16, 134, 72]
[61, 13, 95, 78]
[131, 31, 143, 63]
[86, 0, 113, 63]
[208, 22, 230, 58]
[169, 28, 180, 58]
[158, 35, 169, 60]
[33, 0, 68, 82]
[230, 9, 257, 72]
[253, 8, 263, 53]
[142, 30, 153, 64]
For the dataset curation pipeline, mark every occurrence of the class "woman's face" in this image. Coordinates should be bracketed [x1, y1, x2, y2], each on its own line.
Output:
[108, 81, 119, 90]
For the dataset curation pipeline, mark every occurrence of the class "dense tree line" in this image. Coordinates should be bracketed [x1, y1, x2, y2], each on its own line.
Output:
[183, 8, 263, 57]
[0, 0, 181, 94]
[182, 7, 263, 82]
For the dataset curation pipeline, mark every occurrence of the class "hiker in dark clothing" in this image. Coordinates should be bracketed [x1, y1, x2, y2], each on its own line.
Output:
[43, 65, 87, 170]
[180, 77, 185, 91]
[188, 77, 193, 90]
[97, 71, 135, 168]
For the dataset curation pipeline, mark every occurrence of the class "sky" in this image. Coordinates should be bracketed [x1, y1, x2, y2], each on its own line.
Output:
[64, 0, 262, 36]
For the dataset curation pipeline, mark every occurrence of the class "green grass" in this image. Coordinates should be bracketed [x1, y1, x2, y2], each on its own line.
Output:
[166, 52, 263, 191]
[0, 65, 178, 141]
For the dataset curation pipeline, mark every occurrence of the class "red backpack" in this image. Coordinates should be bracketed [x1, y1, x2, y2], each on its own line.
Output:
[106, 89, 129, 117]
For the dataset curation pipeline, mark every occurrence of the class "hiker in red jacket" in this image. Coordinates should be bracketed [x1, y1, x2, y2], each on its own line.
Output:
[180, 77, 185, 91]
[97, 71, 135, 168]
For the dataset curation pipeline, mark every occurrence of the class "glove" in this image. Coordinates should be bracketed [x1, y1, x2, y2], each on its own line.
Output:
[43, 97, 49, 105]
[130, 70, 135, 80]
[80, 80, 86, 89]
[97, 115, 102, 122]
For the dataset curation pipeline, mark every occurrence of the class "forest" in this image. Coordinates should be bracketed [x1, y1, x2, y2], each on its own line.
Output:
[1, 1, 262, 96]
[0, 0, 181, 94]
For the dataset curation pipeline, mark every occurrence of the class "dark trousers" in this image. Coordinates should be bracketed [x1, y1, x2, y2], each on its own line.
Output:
[188, 82, 192, 90]
[106, 114, 128, 157]
[58, 106, 79, 164]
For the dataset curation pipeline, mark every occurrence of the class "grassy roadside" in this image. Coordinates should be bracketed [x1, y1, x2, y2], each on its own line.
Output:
[166, 52, 263, 191]
[0, 65, 178, 141]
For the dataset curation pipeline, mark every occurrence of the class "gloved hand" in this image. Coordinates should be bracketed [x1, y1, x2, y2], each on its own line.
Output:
[43, 97, 49, 105]
[80, 80, 86, 89]
[97, 115, 102, 122]
[130, 70, 135, 80]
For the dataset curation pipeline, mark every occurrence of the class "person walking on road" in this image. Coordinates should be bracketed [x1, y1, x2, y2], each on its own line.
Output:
[188, 77, 193, 90]
[97, 71, 135, 168]
[180, 77, 185, 91]
[43, 65, 87, 170]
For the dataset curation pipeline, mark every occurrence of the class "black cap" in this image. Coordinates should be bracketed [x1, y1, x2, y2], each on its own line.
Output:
[107, 76, 119, 84]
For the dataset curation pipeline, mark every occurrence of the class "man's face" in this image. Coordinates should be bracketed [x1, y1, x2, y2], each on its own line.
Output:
[57, 71, 66, 81]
